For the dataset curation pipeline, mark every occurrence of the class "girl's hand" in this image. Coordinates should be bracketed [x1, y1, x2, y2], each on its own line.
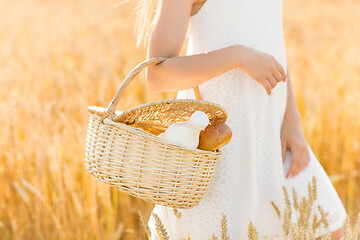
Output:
[280, 116, 310, 179]
[237, 45, 287, 95]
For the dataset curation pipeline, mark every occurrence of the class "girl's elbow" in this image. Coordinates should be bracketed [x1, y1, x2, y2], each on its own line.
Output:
[146, 69, 163, 93]
[147, 78, 162, 93]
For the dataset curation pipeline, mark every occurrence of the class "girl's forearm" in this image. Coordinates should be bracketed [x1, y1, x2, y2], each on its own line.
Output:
[146, 44, 243, 92]
[284, 67, 302, 122]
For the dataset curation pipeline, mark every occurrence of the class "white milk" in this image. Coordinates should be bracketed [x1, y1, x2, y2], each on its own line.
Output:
[158, 111, 209, 149]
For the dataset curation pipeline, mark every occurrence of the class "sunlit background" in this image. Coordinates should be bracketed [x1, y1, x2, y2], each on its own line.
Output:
[0, 0, 359, 239]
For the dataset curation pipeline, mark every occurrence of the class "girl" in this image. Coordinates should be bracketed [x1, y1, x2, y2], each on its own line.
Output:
[133, 0, 347, 239]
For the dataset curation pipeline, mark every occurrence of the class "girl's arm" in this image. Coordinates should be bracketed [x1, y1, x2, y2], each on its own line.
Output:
[146, 0, 240, 92]
[283, 68, 301, 121]
[281, 67, 310, 178]
[147, 0, 287, 94]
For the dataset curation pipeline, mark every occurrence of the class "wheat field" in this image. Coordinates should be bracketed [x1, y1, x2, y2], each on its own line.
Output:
[0, 0, 359, 239]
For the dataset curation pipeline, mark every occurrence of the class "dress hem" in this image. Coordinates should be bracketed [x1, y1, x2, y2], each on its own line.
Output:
[314, 210, 347, 238]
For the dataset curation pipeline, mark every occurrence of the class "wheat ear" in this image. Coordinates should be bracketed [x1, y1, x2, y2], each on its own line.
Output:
[271, 201, 281, 219]
[209, 233, 218, 240]
[137, 207, 152, 239]
[152, 212, 170, 240]
[221, 214, 230, 240]
[248, 221, 259, 240]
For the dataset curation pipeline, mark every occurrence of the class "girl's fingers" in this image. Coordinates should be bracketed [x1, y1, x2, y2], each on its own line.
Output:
[272, 68, 284, 83]
[267, 75, 277, 88]
[300, 150, 311, 170]
[286, 149, 300, 178]
[263, 80, 272, 95]
[286, 166, 294, 178]
[286, 147, 310, 179]
[274, 61, 287, 81]
[281, 138, 287, 163]
[286, 163, 299, 178]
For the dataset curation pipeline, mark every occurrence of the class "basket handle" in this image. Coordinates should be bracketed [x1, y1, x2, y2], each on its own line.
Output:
[100, 57, 202, 123]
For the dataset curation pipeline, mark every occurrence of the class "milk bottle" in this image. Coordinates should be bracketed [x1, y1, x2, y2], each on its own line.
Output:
[158, 111, 209, 149]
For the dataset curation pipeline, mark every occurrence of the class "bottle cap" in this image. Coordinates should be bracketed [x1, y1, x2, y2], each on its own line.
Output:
[189, 111, 209, 130]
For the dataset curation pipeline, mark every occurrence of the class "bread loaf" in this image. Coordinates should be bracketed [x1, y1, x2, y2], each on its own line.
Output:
[197, 121, 232, 151]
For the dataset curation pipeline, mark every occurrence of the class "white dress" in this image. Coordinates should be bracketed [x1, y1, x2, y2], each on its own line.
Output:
[148, 0, 347, 239]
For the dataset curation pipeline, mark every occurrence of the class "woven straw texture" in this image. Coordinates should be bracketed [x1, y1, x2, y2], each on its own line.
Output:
[84, 57, 228, 209]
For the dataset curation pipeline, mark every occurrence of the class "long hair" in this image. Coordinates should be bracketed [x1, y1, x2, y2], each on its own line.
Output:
[135, 0, 160, 48]
[116, 0, 160, 48]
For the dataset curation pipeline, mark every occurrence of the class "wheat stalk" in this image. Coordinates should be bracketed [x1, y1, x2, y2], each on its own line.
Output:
[173, 208, 182, 218]
[137, 207, 152, 239]
[142, 178, 357, 240]
[271, 201, 281, 219]
[319, 233, 332, 240]
[221, 213, 230, 240]
[317, 205, 329, 229]
[312, 176, 318, 202]
[152, 212, 170, 240]
[293, 188, 299, 211]
[248, 221, 259, 240]
[270, 177, 338, 239]
[209, 233, 218, 240]
[353, 212, 360, 238]
[186, 233, 192, 240]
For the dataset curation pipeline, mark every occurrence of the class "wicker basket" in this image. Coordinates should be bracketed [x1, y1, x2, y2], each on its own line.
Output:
[85, 57, 228, 209]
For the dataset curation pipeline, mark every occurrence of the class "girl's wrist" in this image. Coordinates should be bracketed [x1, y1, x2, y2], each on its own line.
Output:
[284, 110, 302, 123]
[234, 44, 249, 69]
